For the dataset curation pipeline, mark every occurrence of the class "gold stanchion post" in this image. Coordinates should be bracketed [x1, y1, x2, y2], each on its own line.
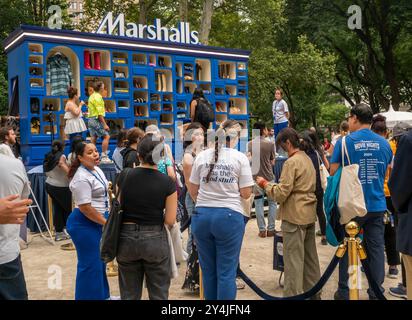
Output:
[199, 266, 204, 300]
[106, 181, 118, 277]
[346, 221, 361, 300]
[47, 194, 55, 237]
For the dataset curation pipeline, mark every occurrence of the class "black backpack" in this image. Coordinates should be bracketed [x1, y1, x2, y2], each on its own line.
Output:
[195, 98, 214, 127]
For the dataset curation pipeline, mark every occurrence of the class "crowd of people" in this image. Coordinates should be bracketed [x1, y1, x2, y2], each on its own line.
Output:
[0, 85, 412, 301]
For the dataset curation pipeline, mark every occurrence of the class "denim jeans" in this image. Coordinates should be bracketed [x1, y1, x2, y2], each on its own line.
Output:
[337, 212, 385, 299]
[254, 182, 277, 232]
[116, 224, 171, 300]
[185, 192, 195, 254]
[192, 207, 245, 300]
[0, 255, 28, 300]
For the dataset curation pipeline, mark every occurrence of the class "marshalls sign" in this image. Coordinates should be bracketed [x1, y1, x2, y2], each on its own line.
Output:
[96, 12, 200, 45]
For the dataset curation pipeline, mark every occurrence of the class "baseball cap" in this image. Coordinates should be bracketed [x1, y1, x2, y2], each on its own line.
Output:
[392, 122, 412, 137]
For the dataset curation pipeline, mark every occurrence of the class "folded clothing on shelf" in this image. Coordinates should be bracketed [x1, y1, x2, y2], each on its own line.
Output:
[184, 64, 194, 72]
[114, 71, 126, 79]
[115, 88, 129, 93]
[113, 58, 127, 64]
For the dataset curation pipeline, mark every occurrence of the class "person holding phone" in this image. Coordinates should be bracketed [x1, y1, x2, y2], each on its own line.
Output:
[64, 87, 87, 143]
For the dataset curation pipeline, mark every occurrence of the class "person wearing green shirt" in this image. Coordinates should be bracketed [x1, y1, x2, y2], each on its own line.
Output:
[87, 81, 112, 164]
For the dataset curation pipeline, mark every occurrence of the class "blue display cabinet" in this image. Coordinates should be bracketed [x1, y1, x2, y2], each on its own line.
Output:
[3, 25, 250, 166]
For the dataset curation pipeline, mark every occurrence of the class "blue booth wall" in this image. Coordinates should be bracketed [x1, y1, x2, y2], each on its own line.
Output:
[5, 27, 250, 166]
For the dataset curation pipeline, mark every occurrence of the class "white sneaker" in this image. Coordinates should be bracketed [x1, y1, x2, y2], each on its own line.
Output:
[100, 155, 113, 164]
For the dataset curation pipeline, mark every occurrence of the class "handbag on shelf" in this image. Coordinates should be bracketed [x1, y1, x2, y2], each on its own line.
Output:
[100, 168, 131, 263]
[337, 136, 367, 224]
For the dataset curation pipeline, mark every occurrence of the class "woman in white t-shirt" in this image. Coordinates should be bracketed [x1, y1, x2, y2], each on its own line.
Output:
[66, 142, 110, 300]
[272, 88, 289, 137]
[189, 120, 254, 300]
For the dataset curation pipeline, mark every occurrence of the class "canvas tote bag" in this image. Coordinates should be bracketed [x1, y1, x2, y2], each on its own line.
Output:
[316, 151, 329, 191]
[337, 136, 367, 224]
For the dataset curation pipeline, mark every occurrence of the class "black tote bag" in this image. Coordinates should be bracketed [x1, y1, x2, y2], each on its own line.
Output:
[100, 169, 130, 263]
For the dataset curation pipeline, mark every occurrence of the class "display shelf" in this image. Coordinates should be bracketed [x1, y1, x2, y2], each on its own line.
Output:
[157, 55, 172, 68]
[29, 66, 43, 77]
[134, 105, 149, 117]
[160, 113, 174, 125]
[163, 93, 173, 102]
[218, 61, 236, 79]
[175, 63, 183, 77]
[155, 69, 173, 92]
[150, 93, 161, 102]
[30, 78, 44, 88]
[84, 49, 111, 71]
[29, 55, 43, 65]
[150, 103, 161, 113]
[176, 79, 183, 94]
[30, 97, 41, 114]
[177, 101, 187, 111]
[30, 117, 41, 135]
[229, 97, 247, 115]
[176, 111, 188, 120]
[104, 100, 116, 113]
[133, 90, 148, 103]
[238, 88, 247, 96]
[112, 52, 128, 65]
[113, 80, 130, 95]
[132, 53, 147, 65]
[237, 70, 247, 78]
[225, 85, 237, 96]
[238, 80, 247, 86]
[113, 66, 129, 79]
[199, 83, 212, 94]
[215, 101, 228, 113]
[29, 43, 43, 54]
[133, 76, 148, 89]
[43, 124, 57, 135]
[237, 62, 247, 71]
[215, 87, 225, 96]
[195, 59, 211, 82]
[149, 54, 156, 66]
[118, 100, 130, 109]
[162, 103, 173, 113]
[42, 97, 61, 111]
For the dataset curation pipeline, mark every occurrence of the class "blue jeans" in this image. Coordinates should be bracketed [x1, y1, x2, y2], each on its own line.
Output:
[185, 192, 195, 254]
[254, 183, 277, 232]
[192, 207, 245, 300]
[274, 121, 288, 137]
[66, 208, 110, 300]
[0, 255, 28, 300]
[337, 212, 385, 299]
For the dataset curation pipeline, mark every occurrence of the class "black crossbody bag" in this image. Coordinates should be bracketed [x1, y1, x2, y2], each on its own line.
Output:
[100, 169, 131, 263]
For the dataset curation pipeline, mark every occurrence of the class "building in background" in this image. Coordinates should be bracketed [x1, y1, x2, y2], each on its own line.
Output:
[67, 0, 84, 27]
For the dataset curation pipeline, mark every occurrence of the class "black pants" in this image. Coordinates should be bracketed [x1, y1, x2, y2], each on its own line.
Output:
[0, 255, 28, 300]
[385, 197, 401, 266]
[45, 184, 72, 232]
[116, 224, 171, 300]
[316, 192, 326, 236]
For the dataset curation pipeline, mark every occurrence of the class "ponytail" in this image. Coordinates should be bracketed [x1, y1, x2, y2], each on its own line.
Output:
[205, 120, 240, 183]
[67, 141, 87, 179]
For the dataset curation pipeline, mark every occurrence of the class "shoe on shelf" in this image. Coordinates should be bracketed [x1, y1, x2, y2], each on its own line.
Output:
[388, 283, 407, 300]
[387, 267, 399, 279]
[321, 238, 328, 246]
[267, 230, 276, 237]
[55, 232, 70, 242]
[258, 230, 267, 238]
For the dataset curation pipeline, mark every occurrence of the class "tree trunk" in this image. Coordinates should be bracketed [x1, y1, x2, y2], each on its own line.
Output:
[179, 0, 188, 22]
[139, 0, 147, 25]
[199, 0, 214, 45]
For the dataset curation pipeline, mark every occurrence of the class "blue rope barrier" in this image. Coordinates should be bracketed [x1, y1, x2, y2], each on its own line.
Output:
[238, 255, 341, 300]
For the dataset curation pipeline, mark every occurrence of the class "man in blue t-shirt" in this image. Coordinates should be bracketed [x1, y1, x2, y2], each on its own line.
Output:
[330, 103, 392, 300]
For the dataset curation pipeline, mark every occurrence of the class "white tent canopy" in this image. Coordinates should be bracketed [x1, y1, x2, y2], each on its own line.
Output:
[379, 105, 412, 129]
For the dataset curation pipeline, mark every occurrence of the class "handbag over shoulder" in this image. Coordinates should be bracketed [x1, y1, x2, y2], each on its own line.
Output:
[337, 136, 367, 224]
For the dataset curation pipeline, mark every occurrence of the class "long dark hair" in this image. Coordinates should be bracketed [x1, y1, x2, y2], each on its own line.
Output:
[137, 133, 162, 165]
[43, 140, 65, 172]
[205, 120, 240, 183]
[183, 122, 204, 150]
[68, 141, 88, 179]
[191, 87, 204, 102]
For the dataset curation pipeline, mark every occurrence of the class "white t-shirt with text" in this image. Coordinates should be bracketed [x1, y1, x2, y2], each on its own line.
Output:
[190, 147, 254, 215]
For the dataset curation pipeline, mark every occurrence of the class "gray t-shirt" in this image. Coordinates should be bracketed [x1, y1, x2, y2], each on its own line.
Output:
[248, 137, 275, 181]
[272, 99, 289, 124]
[0, 154, 30, 265]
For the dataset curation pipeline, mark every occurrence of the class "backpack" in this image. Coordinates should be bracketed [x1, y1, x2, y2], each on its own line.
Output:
[174, 163, 190, 229]
[195, 98, 214, 127]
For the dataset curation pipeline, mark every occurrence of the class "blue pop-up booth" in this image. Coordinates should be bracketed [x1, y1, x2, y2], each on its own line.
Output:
[3, 24, 251, 166]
